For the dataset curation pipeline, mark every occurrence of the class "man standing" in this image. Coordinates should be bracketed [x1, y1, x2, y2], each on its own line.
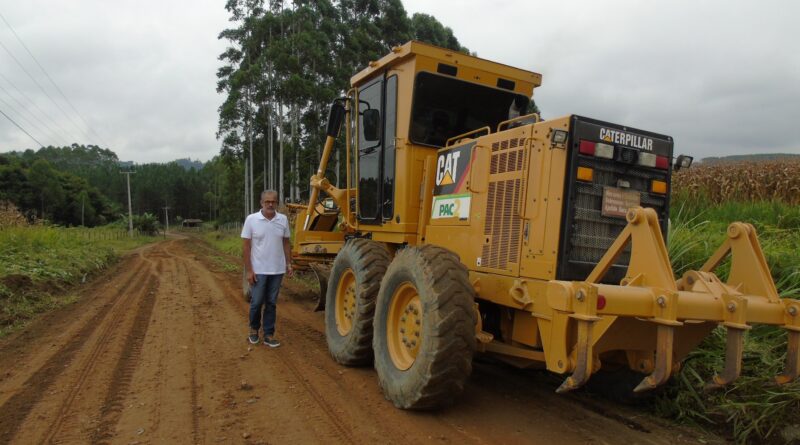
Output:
[242, 190, 293, 347]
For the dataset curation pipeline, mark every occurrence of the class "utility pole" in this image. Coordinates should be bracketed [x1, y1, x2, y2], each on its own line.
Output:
[121, 171, 135, 237]
[162, 205, 170, 238]
[81, 193, 85, 226]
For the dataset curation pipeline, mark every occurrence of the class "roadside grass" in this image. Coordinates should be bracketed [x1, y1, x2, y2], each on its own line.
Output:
[0, 225, 156, 337]
[660, 194, 800, 444]
[202, 231, 242, 260]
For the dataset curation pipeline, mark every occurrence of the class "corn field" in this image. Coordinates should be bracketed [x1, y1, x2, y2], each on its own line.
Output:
[0, 201, 29, 228]
[673, 159, 800, 204]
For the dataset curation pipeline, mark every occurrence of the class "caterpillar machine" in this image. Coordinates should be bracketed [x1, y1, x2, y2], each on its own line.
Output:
[291, 41, 800, 409]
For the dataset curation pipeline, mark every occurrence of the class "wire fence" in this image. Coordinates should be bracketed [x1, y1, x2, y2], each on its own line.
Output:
[217, 222, 243, 233]
[64, 227, 145, 241]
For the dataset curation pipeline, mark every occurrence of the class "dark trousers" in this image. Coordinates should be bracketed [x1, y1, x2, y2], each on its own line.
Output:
[249, 274, 283, 336]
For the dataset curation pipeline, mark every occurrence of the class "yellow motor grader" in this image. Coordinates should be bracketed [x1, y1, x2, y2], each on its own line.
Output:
[291, 41, 799, 409]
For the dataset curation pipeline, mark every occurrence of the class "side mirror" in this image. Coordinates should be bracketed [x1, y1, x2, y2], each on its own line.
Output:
[673, 154, 693, 172]
[362, 109, 381, 142]
[326, 101, 346, 138]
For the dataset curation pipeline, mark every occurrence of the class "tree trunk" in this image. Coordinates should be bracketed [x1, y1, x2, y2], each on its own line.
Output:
[278, 100, 284, 204]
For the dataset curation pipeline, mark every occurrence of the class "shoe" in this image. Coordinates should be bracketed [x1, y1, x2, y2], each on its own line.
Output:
[248, 331, 259, 344]
[263, 336, 281, 348]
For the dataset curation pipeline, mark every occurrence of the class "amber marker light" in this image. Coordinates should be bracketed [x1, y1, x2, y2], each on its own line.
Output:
[651, 180, 667, 194]
[577, 167, 593, 182]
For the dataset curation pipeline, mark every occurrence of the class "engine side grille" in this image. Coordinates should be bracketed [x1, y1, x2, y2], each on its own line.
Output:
[481, 138, 527, 270]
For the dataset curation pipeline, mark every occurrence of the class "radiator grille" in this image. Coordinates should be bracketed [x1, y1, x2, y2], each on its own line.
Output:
[562, 157, 668, 279]
[481, 138, 527, 270]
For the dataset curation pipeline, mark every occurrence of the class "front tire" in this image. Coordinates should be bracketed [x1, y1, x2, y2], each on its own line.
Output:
[373, 245, 477, 409]
[325, 239, 389, 366]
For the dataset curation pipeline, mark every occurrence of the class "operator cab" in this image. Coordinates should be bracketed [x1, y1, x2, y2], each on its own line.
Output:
[349, 41, 541, 238]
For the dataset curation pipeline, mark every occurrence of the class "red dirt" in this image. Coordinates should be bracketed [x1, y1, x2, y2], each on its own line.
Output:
[0, 237, 724, 444]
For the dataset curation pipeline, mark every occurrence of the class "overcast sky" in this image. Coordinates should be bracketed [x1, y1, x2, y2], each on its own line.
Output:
[0, 0, 798, 163]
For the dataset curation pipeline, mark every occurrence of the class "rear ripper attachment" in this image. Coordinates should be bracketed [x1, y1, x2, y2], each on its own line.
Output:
[547, 207, 800, 393]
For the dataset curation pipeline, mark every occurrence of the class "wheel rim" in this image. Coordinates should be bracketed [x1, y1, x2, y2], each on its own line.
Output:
[335, 268, 357, 336]
[387, 282, 422, 370]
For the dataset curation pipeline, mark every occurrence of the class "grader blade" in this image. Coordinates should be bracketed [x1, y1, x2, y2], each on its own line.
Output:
[309, 263, 331, 312]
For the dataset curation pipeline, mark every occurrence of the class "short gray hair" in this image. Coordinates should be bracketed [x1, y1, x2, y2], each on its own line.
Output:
[260, 190, 278, 201]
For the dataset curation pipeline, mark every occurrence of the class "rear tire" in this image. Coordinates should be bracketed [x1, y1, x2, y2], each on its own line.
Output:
[325, 239, 390, 366]
[373, 245, 476, 409]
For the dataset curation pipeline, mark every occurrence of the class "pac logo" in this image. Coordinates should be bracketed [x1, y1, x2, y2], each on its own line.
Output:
[435, 151, 461, 186]
[431, 194, 471, 220]
[437, 199, 461, 217]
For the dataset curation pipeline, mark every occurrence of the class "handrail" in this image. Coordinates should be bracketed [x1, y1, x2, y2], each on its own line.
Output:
[497, 113, 541, 132]
[445, 126, 491, 147]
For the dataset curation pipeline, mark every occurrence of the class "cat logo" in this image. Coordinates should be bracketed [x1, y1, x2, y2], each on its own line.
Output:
[435, 151, 461, 186]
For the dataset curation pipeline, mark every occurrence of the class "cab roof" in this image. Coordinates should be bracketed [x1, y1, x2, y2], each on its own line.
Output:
[350, 40, 542, 89]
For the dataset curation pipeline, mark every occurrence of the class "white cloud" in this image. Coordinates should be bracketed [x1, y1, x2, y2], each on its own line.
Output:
[0, 0, 229, 162]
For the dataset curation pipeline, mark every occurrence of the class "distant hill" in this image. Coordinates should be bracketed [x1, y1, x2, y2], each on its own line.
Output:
[117, 158, 205, 170]
[174, 158, 205, 170]
[701, 153, 800, 164]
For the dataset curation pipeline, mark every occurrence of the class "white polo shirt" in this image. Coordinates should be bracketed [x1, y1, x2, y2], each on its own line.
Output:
[241, 210, 291, 275]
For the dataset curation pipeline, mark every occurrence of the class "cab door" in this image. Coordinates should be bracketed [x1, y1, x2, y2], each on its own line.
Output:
[356, 77, 383, 224]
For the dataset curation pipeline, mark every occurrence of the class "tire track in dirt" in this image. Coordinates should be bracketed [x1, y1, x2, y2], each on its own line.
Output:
[179, 240, 357, 443]
[155, 238, 202, 442]
[271, 339, 356, 443]
[0, 259, 151, 444]
[222, 297, 355, 441]
[38, 271, 158, 443]
[183, 258, 201, 445]
[91, 276, 160, 443]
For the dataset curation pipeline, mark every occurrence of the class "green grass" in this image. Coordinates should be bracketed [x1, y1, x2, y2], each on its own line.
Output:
[0, 225, 156, 336]
[200, 231, 243, 273]
[659, 196, 800, 444]
[202, 230, 242, 257]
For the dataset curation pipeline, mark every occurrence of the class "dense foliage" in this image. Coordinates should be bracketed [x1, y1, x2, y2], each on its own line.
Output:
[1, 145, 219, 227]
[0, 151, 116, 226]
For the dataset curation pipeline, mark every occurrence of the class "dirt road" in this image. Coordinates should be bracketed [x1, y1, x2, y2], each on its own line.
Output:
[0, 238, 718, 444]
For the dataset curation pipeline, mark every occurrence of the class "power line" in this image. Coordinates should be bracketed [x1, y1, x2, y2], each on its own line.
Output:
[0, 12, 107, 147]
[0, 85, 52, 146]
[0, 32, 83, 143]
[0, 71, 71, 146]
[0, 106, 44, 147]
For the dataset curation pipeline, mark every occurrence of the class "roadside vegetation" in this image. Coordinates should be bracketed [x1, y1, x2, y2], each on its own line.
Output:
[201, 225, 243, 273]
[661, 160, 800, 444]
[0, 202, 156, 337]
